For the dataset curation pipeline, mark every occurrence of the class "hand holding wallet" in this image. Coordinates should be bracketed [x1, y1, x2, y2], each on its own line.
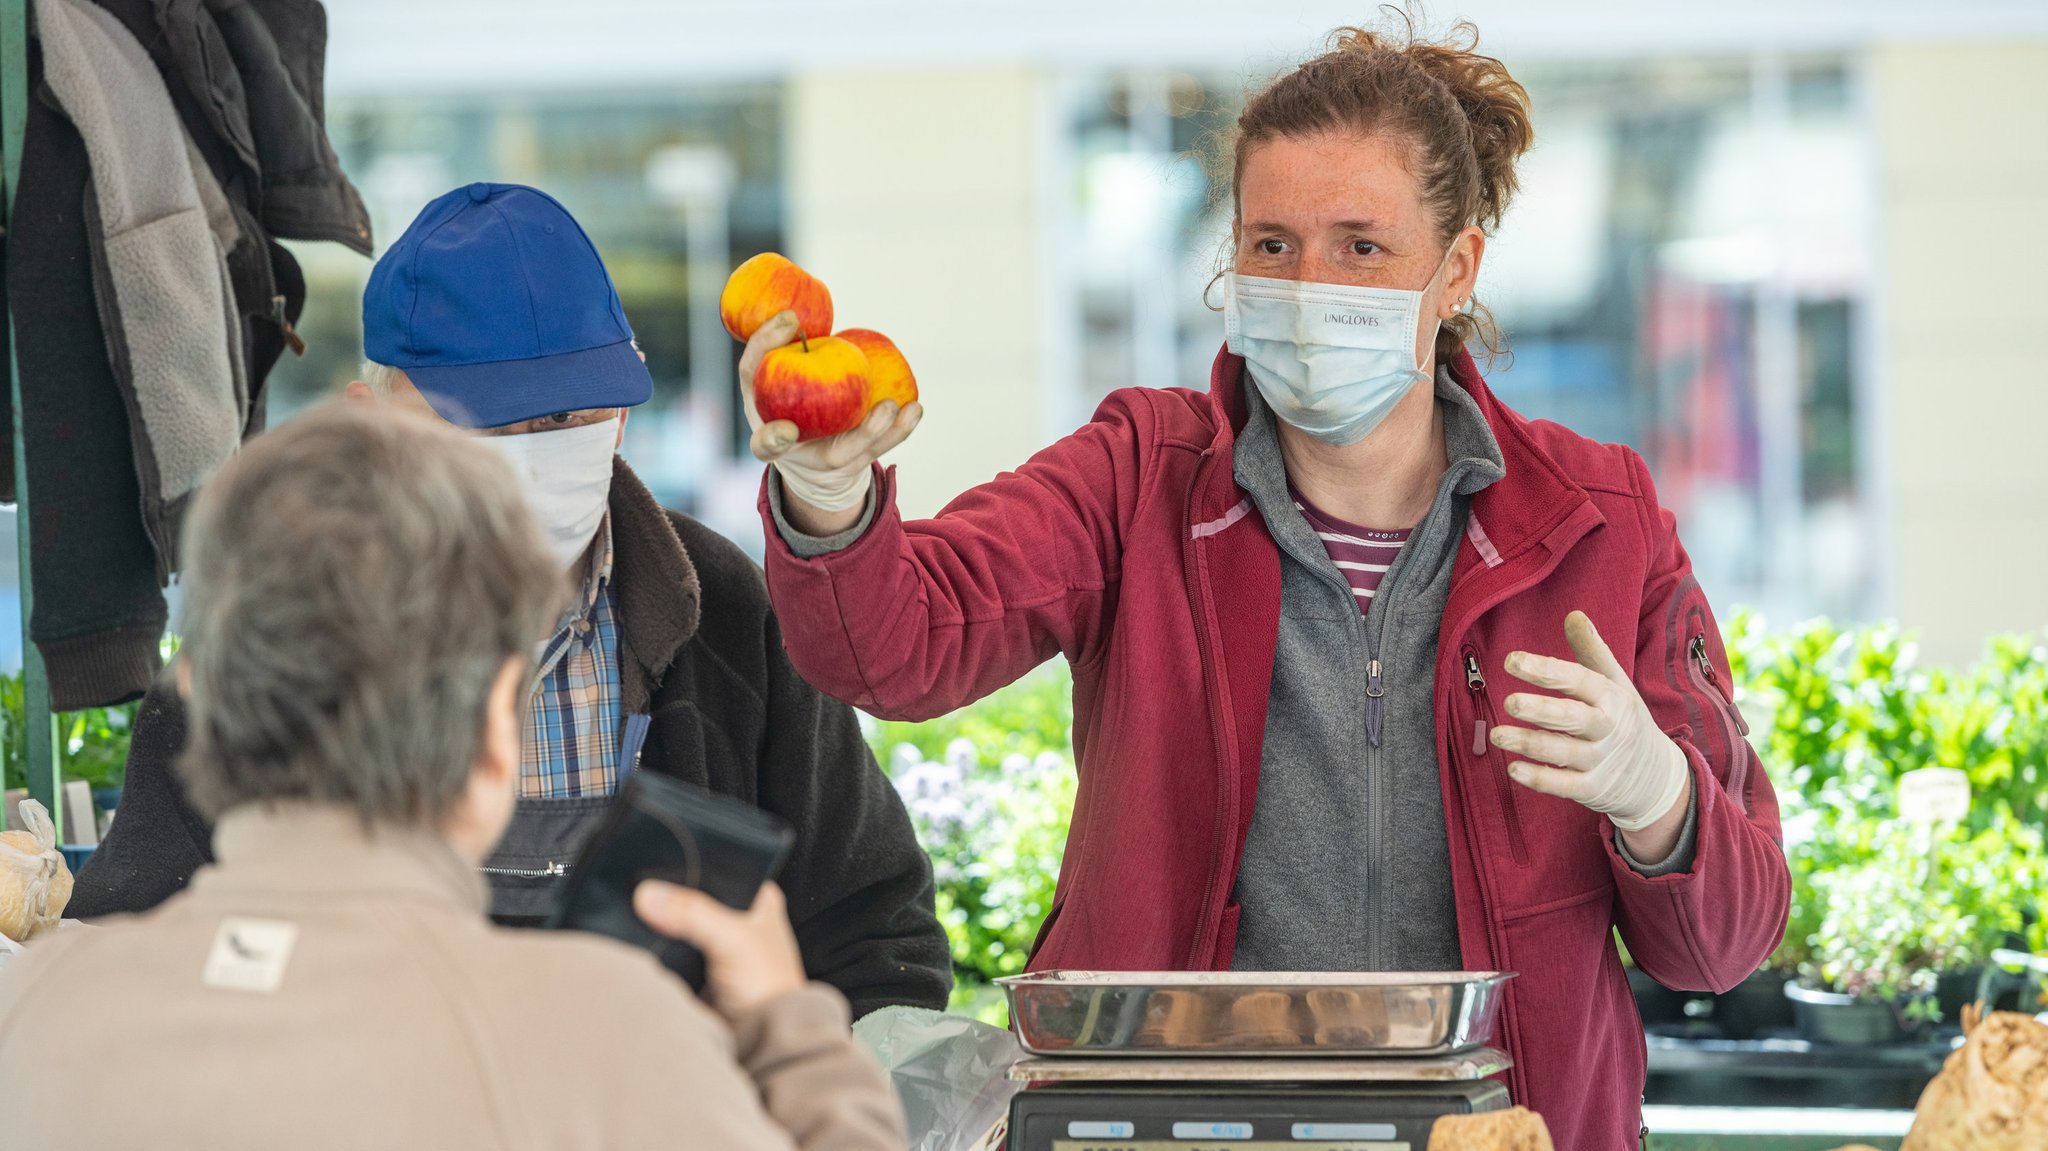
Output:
[545, 770, 796, 991]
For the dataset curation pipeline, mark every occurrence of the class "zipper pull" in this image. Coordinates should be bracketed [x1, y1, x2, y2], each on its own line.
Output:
[272, 295, 307, 356]
[1465, 652, 1490, 756]
[1366, 659, 1385, 749]
[546, 861, 567, 877]
[1689, 635, 1718, 686]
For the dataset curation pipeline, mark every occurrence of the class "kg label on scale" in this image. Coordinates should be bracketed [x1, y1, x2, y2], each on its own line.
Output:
[1052, 1143, 1407, 1151]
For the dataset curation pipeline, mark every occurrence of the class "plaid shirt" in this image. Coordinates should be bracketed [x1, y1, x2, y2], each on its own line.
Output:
[522, 516, 624, 799]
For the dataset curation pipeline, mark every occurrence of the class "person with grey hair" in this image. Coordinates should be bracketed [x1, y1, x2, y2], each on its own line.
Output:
[0, 402, 907, 1150]
[68, 182, 951, 1019]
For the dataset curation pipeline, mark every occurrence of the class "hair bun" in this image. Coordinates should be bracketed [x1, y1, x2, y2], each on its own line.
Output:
[1398, 22, 1533, 232]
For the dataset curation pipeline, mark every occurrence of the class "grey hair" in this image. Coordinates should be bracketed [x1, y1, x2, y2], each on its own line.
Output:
[359, 359, 403, 396]
[176, 401, 567, 824]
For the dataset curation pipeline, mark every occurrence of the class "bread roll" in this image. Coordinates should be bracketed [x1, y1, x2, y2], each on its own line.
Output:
[1899, 1009, 2048, 1151]
[1426, 1107, 1553, 1151]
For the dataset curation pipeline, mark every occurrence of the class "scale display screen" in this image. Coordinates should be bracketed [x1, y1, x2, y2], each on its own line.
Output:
[1012, 1080, 1504, 1151]
[1052, 1143, 1408, 1151]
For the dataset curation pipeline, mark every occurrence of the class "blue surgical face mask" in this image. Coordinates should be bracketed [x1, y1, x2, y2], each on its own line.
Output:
[1224, 250, 1452, 446]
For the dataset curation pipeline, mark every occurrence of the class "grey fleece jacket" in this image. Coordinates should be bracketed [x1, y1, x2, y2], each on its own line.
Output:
[37, 0, 247, 574]
[1228, 369, 1501, 972]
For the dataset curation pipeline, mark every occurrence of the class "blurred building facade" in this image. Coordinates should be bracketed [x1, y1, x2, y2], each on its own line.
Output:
[227, 0, 2048, 665]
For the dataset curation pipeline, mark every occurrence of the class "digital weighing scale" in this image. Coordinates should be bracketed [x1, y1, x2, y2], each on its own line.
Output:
[1006, 1056, 1511, 1151]
[998, 972, 1518, 1151]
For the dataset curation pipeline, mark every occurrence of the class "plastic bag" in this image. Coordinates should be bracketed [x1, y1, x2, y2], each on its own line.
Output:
[853, 1006, 1024, 1151]
[0, 800, 73, 943]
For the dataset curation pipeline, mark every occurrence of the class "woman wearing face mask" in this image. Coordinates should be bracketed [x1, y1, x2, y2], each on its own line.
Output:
[746, 21, 1789, 1148]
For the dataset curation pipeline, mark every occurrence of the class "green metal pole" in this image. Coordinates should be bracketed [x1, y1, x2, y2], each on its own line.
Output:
[1, 0, 61, 838]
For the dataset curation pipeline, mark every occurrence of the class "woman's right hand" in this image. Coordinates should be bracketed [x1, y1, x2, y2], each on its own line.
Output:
[740, 311, 922, 536]
[635, 879, 807, 1018]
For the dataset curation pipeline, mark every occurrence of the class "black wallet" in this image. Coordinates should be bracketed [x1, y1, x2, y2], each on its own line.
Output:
[544, 770, 795, 990]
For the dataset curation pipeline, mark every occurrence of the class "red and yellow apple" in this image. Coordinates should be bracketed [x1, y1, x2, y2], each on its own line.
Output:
[753, 335, 870, 441]
[720, 252, 834, 342]
[835, 328, 918, 411]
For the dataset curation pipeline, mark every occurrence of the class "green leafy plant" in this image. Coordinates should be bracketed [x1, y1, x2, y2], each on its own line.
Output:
[1801, 820, 2040, 1021]
[865, 667, 1077, 1021]
[0, 672, 141, 793]
[1728, 614, 2047, 1001]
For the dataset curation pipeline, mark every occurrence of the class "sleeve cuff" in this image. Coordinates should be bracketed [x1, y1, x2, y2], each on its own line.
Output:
[767, 468, 879, 558]
[727, 982, 855, 1070]
[1616, 782, 1700, 876]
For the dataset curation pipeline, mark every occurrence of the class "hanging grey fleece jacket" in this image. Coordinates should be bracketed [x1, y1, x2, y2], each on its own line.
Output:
[1228, 368, 1502, 972]
[36, 0, 247, 576]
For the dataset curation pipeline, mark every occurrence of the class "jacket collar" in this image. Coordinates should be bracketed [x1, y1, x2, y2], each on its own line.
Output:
[606, 456, 700, 714]
[198, 804, 487, 912]
[1202, 344, 1595, 569]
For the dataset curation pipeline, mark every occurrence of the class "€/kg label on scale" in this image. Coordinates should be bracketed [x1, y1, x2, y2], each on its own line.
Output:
[1056, 1130, 1409, 1138]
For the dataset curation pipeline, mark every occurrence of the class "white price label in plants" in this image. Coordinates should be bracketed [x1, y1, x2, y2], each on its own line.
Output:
[1898, 767, 1969, 826]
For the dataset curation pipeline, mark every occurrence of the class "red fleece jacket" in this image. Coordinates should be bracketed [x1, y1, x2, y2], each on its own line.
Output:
[761, 347, 1790, 1150]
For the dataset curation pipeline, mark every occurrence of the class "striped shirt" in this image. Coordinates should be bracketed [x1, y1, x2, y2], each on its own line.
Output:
[1290, 487, 1412, 615]
[522, 515, 624, 799]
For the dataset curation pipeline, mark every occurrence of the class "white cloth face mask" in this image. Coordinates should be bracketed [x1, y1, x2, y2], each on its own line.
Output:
[1224, 252, 1451, 446]
[481, 416, 619, 571]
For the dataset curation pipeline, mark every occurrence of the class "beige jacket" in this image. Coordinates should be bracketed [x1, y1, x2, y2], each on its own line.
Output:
[0, 806, 906, 1151]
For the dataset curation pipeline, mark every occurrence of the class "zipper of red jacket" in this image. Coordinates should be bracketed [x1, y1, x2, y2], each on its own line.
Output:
[1180, 448, 1239, 971]
[1463, 647, 1527, 866]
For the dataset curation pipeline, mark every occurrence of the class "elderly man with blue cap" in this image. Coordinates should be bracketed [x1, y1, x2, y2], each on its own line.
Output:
[71, 184, 952, 1019]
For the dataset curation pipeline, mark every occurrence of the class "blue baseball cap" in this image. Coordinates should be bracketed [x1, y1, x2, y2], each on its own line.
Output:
[362, 183, 652, 428]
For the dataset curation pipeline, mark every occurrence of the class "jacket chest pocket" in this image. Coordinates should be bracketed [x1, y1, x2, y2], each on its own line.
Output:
[480, 795, 614, 923]
[1459, 645, 1529, 867]
[1679, 602, 1754, 815]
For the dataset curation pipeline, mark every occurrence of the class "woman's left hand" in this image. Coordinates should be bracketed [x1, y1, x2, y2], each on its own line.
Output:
[1489, 611, 1691, 834]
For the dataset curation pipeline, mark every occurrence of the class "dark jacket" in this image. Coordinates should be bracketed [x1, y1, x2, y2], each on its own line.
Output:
[71, 459, 953, 1019]
[6, 0, 364, 709]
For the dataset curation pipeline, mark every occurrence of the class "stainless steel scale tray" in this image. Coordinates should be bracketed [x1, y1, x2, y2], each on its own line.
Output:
[999, 970, 1515, 1058]
[1008, 1047, 1513, 1082]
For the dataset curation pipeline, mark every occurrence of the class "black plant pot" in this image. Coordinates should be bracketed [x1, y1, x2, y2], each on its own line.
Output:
[1627, 966, 1686, 1026]
[1934, 967, 1985, 1024]
[1713, 971, 1795, 1040]
[1628, 966, 1716, 1032]
[1785, 981, 1927, 1046]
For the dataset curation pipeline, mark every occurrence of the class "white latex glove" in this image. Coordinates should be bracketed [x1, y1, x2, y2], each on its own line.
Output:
[739, 311, 923, 513]
[1488, 611, 1691, 832]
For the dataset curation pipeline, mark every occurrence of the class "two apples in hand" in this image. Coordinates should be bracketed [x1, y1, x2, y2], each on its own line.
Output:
[721, 253, 919, 441]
